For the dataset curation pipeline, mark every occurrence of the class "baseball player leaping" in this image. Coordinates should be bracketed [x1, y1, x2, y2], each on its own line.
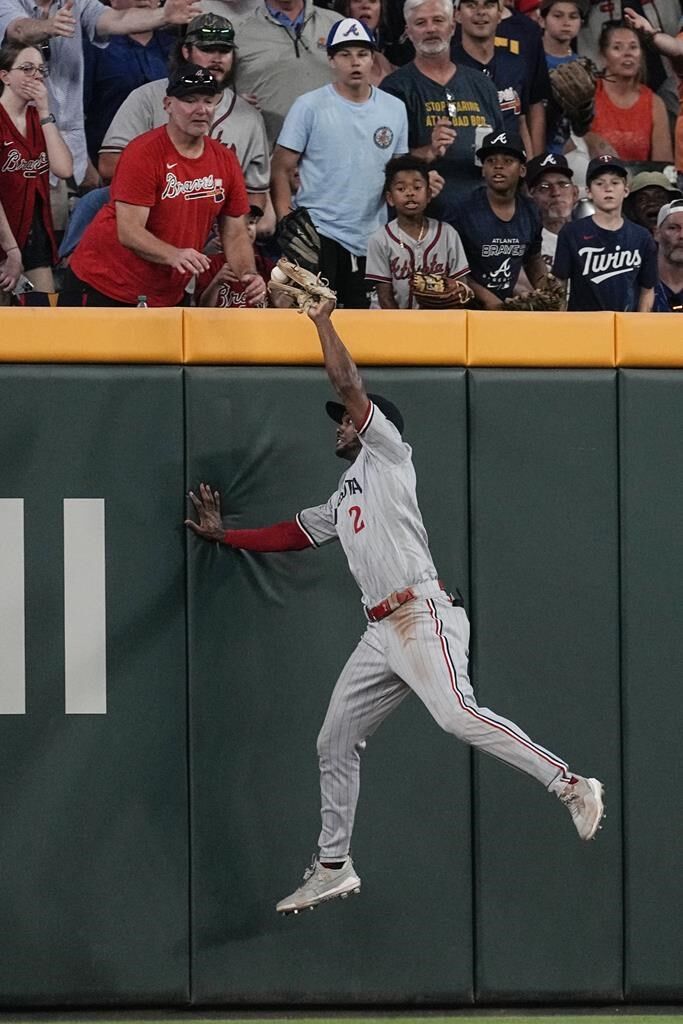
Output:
[186, 296, 605, 915]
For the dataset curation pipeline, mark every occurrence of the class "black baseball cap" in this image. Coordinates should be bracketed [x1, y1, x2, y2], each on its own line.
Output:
[476, 130, 527, 164]
[166, 64, 221, 98]
[586, 154, 628, 185]
[326, 394, 404, 435]
[184, 13, 236, 50]
[526, 152, 574, 188]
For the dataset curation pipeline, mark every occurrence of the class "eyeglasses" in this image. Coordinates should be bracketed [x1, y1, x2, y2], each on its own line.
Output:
[533, 180, 572, 192]
[11, 62, 49, 77]
[444, 88, 457, 119]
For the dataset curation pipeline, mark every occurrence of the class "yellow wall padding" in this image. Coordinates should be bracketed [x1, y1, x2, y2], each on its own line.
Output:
[467, 310, 616, 366]
[0, 308, 183, 363]
[616, 313, 683, 367]
[182, 308, 467, 365]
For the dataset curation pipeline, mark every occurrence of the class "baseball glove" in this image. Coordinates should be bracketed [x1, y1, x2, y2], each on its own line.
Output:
[267, 257, 337, 313]
[275, 207, 321, 273]
[411, 273, 474, 309]
[503, 275, 566, 312]
[549, 58, 599, 136]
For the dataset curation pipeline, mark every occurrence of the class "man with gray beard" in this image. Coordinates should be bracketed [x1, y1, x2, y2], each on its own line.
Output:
[380, 0, 503, 220]
[652, 198, 683, 312]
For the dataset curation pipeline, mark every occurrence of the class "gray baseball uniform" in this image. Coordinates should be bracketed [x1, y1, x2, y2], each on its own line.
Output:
[366, 218, 470, 309]
[99, 79, 270, 193]
[297, 401, 571, 860]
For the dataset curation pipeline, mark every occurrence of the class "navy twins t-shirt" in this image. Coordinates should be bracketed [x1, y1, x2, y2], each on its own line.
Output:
[451, 186, 542, 300]
[553, 217, 658, 311]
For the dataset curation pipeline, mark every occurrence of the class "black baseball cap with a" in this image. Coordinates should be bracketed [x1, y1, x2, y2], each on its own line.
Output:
[586, 154, 628, 185]
[526, 151, 574, 188]
[476, 130, 527, 164]
[166, 64, 221, 99]
[184, 13, 236, 50]
[326, 394, 404, 435]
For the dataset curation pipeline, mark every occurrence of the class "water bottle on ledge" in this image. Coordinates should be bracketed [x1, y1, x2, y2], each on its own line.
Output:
[136, 295, 148, 308]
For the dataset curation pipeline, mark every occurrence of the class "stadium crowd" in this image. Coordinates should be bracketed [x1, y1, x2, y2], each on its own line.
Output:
[0, 0, 681, 311]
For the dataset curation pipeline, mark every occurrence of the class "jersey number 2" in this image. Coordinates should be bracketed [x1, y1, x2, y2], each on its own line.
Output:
[348, 505, 365, 534]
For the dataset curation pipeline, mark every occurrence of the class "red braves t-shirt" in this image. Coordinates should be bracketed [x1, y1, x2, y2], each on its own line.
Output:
[0, 104, 56, 259]
[71, 125, 250, 305]
[196, 249, 274, 307]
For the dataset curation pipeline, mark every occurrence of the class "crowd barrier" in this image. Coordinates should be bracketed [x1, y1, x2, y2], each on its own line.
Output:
[0, 309, 680, 1008]
[0, 307, 681, 365]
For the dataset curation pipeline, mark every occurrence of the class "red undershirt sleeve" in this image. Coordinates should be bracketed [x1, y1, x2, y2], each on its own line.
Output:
[222, 519, 313, 552]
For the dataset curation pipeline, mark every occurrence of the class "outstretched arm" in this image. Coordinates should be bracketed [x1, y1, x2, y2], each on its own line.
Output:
[185, 483, 312, 550]
[306, 298, 369, 430]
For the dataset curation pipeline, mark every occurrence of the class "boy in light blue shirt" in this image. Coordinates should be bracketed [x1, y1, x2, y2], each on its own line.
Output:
[271, 17, 409, 307]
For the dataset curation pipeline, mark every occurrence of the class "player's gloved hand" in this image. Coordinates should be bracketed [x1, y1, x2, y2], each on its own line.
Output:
[185, 483, 225, 542]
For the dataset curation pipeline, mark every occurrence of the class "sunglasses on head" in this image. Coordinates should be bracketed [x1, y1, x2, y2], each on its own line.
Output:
[193, 26, 234, 41]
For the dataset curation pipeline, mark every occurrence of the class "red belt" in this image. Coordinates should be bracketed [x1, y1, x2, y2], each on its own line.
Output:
[366, 580, 449, 623]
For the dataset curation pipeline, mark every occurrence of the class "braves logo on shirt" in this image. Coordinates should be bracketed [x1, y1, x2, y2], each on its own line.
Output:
[1, 148, 48, 178]
[161, 172, 225, 202]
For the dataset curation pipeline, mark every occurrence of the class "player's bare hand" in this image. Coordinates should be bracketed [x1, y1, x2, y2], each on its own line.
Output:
[0, 248, 23, 291]
[241, 272, 267, 306]
[161, 0, 203, 25]
[49, 0, 76, 36]
[429, 117, 456, 159]
[169, 247, 211, 275]
[185, 482, 225, 542]
[306, 296, 336, 322]
[427, 169, 445, 198]
[623, 7, 655, 33]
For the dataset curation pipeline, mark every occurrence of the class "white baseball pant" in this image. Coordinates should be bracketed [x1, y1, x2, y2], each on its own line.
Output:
[316, 581, 569, 859]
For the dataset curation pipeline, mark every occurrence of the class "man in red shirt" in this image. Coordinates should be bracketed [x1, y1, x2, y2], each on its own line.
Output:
[63, 64, 266, 306]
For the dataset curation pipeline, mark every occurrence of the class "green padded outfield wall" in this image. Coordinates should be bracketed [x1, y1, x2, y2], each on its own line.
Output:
[0, 362, 681, 1007]
[0, 367, 189, 1005]
[468, 372, 622, 1003]
[619, 372, 683, 1001]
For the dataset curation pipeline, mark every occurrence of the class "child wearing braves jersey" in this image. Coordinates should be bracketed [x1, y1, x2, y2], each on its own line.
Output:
[450, 129, 547, 307]
[365, 155, 470, 308]
[553, 155, 657, 311]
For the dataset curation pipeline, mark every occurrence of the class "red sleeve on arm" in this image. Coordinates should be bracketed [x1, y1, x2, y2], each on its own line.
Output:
[223, 519, 313, 552]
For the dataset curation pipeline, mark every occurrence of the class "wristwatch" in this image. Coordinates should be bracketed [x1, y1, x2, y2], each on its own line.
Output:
[39, 114, 56, 126]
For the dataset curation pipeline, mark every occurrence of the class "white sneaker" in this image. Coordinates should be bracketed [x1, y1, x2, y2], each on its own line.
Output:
[276, 855, 361, 915]
[557, 776, 605, 840]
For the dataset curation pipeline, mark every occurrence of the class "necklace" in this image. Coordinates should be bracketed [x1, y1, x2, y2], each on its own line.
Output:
[398, 220, 427, 247]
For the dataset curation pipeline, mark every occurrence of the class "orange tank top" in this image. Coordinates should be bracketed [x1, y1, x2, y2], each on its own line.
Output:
[590, 79, 654, 162]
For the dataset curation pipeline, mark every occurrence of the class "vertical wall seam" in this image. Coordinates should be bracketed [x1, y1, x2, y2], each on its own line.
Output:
[182, 366, 193, 1007]
[465, 366, 477, 1005]
[616, 368, 626, 1003]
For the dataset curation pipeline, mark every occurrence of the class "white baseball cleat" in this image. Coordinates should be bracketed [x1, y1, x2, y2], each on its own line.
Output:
[557, 775, 605, 840]
[276, 855, 361, 915]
